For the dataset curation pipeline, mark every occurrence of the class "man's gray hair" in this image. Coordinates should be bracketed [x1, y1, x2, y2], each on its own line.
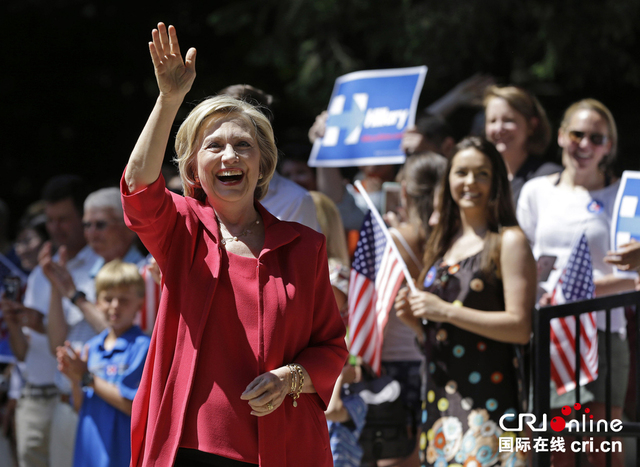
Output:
[84, 187, 123, 219]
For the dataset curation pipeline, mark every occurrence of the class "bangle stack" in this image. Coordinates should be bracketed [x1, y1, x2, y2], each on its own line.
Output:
[287, 363, 305, 407]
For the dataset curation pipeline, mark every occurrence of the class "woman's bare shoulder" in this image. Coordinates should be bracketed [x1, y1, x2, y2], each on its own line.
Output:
[500, 226, 530, 250]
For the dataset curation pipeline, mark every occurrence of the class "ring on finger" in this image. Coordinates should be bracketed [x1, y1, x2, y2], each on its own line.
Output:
[266, 402, 273, 411]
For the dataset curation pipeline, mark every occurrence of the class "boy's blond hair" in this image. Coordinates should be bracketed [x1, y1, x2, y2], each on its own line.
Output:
[95, 259, 145, 298]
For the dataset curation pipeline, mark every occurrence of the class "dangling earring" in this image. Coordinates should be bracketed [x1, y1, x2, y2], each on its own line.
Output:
[258, 173, 263, 180]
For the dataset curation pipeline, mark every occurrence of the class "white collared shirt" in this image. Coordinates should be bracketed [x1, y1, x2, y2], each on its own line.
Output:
[23, 245, 102, 391]
[261, 172, 321, 232]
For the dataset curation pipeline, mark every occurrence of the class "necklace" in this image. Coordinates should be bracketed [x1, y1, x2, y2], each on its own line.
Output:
[217, 215, 261, 245]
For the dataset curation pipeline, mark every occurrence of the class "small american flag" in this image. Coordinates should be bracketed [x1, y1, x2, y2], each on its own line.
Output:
[549, 233, 599, 395]
[348, 211, 406, 375]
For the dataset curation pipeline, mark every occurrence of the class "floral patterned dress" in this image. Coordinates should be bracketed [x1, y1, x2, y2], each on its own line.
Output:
[419, 253, 526, 467]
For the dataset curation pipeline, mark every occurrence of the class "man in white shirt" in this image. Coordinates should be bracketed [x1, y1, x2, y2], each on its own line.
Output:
[37, 183, 145, 467]
[2, 305, 57, 467]
[261, 171, 320, 231]
[8, 175, 101, 467]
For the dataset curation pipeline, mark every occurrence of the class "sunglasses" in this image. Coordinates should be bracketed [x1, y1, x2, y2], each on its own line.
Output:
[82, 220, 110, 231]
[568, 130, 608, 146]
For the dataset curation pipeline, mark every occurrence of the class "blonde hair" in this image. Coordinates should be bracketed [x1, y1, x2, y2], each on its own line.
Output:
[484, 85, 551, 156]
[309, 191, 350, 265]
[174, 95, 278, 201]
[95, 259, 145, 298]
[560, 98, 618, 169]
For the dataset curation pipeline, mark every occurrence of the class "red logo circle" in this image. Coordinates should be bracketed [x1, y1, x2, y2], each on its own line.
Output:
[550, 417, 566, 432]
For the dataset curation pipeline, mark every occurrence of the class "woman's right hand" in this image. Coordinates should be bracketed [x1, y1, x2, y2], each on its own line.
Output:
[149, 23, 197, 101]
[395, 287, 424, 338]
[241, 367, 290, 417]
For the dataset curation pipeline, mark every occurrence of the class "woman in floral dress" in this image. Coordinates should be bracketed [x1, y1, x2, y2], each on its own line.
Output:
[396, 137, 537, 466]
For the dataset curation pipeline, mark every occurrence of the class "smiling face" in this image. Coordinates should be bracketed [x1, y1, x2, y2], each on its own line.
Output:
[196, 114, 262, 208]
[485, 97, 531, 159]
[559, 109, 612, 174]
[96, 285, 143, 337]
[449, 148, 493, 213]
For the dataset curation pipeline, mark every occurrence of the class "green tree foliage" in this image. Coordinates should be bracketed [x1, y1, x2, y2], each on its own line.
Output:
[203, 0, 640, 115]
[1, 0, 639, 228]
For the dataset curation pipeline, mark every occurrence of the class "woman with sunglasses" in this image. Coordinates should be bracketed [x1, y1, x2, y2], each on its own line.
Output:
[517, 98, 635, 466]
[484, 86, 561, 205]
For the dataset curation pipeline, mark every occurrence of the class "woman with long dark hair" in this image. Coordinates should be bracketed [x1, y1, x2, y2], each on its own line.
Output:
[396, 137, 536, 466]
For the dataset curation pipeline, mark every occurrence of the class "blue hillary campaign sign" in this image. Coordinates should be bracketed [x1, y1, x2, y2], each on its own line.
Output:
[308, 66, 427, 167]
[611, 171, 640, 277]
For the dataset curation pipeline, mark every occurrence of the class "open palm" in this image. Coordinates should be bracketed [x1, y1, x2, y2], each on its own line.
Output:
[149, 23, 196, 99]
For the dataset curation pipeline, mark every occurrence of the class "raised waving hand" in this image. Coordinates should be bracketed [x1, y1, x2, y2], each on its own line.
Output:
[125, 23, 196, 193]
[149, 23, 197, 100]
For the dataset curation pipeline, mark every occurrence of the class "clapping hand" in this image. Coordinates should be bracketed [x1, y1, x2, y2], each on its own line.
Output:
[56, 341, 88, 383]
[149, 23, 197, 101]
[38, 242, 76, 299]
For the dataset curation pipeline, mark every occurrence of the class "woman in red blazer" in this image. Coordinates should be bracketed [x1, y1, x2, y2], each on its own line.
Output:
[122, 23, 348, 467]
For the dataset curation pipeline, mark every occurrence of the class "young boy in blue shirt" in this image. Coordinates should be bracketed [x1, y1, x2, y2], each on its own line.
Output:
[56, 259, 151, 467]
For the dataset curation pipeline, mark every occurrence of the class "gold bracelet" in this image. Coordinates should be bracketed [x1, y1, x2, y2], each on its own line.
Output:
[287, 364, 296, 395]
[289, 364, 304, 407]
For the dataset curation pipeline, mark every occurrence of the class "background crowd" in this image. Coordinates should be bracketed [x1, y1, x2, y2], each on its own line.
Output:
[2, 68, 639, 467]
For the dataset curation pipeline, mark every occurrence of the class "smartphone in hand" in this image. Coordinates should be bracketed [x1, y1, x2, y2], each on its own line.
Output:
[3, 276, 22, 302]
[382, 182, 401, 216]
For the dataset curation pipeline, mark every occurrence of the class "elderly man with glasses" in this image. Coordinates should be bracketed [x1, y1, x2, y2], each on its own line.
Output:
[42, 187, 145, 358]
[36, 183, 143, 467]
[2, 175, 101, 467]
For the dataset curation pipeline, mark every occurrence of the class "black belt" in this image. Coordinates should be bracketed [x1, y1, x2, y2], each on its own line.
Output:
[21, 383, 58, 399]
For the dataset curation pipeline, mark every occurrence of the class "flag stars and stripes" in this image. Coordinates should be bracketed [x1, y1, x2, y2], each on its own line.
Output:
[549, 233, 598, 395]
[348, 211, 407, 374]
